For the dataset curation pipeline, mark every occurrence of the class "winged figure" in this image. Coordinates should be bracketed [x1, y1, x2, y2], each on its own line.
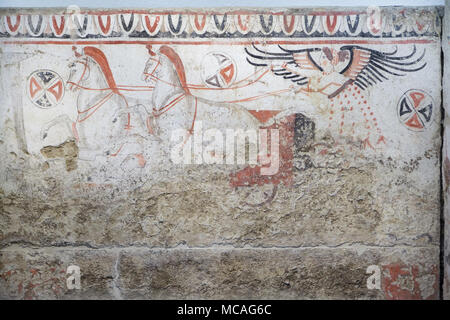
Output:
[245, 44, 426, 99]
[245, 44, 427, 149]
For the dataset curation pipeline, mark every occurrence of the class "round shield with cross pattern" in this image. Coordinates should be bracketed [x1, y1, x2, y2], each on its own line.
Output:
[201, 52, 236, 89]
[397, 89, 433, 132]
[27, 69, 65, 109]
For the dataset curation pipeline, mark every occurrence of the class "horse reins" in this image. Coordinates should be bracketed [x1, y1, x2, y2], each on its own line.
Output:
[68, 49, 279, 149]
[143, 56, 198, 140]
[69, 54, 196, 141]
[67, 57, 136, 128]
[67, 56, 135, 156]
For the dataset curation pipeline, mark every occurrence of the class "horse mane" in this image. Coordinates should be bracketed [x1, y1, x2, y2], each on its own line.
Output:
[83, 46, 119, 94]
[159, 45, 191, 95]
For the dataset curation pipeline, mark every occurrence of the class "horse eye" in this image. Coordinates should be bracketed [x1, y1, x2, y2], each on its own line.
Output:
[69, 63, 75, 68]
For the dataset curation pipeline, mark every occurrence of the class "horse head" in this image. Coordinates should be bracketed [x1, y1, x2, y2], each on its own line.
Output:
[67, 46, 90, 91]
[67, 46, 119, 94]
[141, 45, 161, 84]
[141, 44, 191, 95]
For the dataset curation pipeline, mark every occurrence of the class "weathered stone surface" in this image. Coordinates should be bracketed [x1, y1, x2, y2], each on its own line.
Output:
[0, 246, 117, 299]
[443, 0, 450, 300]
[0, 157, 441, 248]
[1, 247, 438, 299]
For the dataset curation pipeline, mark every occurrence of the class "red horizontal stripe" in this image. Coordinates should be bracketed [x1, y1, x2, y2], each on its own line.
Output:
[0, 39, 436, 46]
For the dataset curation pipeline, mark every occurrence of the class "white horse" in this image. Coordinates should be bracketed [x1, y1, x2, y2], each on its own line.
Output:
[136, 45, 262, 146]
[42, 46, 153, 166]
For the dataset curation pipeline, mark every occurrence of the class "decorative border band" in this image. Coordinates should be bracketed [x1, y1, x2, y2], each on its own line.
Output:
[0, 9, 441, 39]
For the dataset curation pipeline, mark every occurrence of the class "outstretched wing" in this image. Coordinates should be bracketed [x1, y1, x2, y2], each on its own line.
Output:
[340, 45, 426, 90]
[245, 44, 322, 86]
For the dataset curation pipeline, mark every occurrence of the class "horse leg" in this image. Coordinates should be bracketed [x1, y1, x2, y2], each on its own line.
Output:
[112, 104, 161, 140]
[40, 114, 74, 140]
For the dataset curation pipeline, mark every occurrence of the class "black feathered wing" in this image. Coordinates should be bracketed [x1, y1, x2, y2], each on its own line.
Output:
[340, 45, 427, 90]
[245, 44, 322, 86]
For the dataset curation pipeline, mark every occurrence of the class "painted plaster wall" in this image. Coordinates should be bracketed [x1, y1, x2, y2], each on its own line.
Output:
[0, 7, 444, 299]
